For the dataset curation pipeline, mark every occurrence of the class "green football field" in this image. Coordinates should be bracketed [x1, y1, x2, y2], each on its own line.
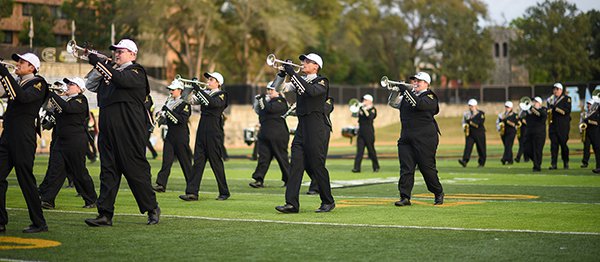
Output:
[1, 141, 599, 261]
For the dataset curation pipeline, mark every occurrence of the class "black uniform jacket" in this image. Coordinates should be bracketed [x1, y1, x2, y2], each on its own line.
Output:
[399, 89, 440, 134]
[0, 68, 48, 137]
[197, 89, 228, 135]
[468, 110, 486, 134]
[548, 94, 571, 126]
[164, 100, 191, 137]
[358, 106, 376, 137]
[499, 111, 518, 134]
[48, 92, 89, 141]
[258, 95, 289, 139]
[526, 106, 548, 133]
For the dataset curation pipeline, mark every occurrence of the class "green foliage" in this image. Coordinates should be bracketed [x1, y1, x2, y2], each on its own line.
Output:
[0, 0, 13, 18]
[587, 10, 600, 79]
[18, 5, 56, 47]
[511, 0, 593, 83]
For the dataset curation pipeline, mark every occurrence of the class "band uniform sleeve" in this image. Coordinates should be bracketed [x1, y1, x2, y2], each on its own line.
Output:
[49, 92, 88, 114]
[264, 97, 288, 114]
[404, 90, 438, 112]
[166, 103, 191, 125]
[204, 90, 227, 108]
[554, 96, 571, 115]
[290, 73, 327, 97]
[12, 78, 47, 103]
[94, 61, 146, 89]
[470, 111, 485, 127]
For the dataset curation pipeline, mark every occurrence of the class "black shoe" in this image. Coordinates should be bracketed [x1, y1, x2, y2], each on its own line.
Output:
[549, 165, 557, 170]
[82, 203, 96, 209]
[152, 153, 158, 159]
[179, 194, 199, 201]
[275, 204, 299, 213]
[216, 195, 230, 201]
[477, 164, 484, 168]
[147, 207, 160, 225]
[458, 159, 467, 167]
[23, 224, 48, 233]
[434, 193, 444, 205]
[564, 164, 569, 170]
[85, 215, 113, 227]
[507, 161, 513, 165]
[306, 190, 319, 195]
[373, 167, 380, 172]
[514, 158, 520, 163]
[394, 198, 411, 206]
[315, 203, 335, 213]
[351, 169, 360, 173]
[581, 163, 588, 168]
[593, 169, 600, 174]
[0, 224, 5, 233]
[533, 167, 541, 172]
[524, 158, 530, 162]
[152, 184, 166, 192]
[249, 181, 264, 188]
[41, 201, 54, 210]
[501, 160, 506, 165]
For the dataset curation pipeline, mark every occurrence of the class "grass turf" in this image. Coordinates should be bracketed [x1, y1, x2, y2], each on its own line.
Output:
[1, 142, 599, 261]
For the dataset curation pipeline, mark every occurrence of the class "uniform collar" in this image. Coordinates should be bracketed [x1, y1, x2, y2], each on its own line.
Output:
[18, 73, 34, 83]
[305, 73, 317, 82]
[117, 61, 133, 71]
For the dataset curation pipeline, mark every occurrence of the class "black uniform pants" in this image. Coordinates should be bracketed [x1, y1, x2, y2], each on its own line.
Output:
[525, 131, 546, 170]
[462, 133, 486, 166]
[252, 135, 290, 183]
[96, 104, 158, 218]
[155, 135, 193, 188]
[353, 134, 379, 171]
[501, 131, 516, 163]
[549, 127, 569, 166]
[586, 127, 600, 169]
[398, 129, 443, 199]
[285, 113, 334, 209]
[515, 133, 529, 162]
[188, 132, 229, 197]
[0, 129, 46, 227]
[86, 131, 97, 161]
[39, 139, 97, 206]
[582, 135, 591, 165]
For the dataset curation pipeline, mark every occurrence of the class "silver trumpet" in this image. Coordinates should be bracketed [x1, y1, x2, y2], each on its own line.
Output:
[66, 40, 110, 61]
[175, 74, 208, 90]
[266, 54, 303, 73]
[0, 60, 17, 73]
[380, 76, 412, 90]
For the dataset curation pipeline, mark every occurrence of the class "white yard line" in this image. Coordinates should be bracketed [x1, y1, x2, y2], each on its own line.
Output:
[7, 208, 600, 236]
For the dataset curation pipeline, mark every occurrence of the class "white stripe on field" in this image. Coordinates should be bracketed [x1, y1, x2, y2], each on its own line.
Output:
[8, 208, 600, 236]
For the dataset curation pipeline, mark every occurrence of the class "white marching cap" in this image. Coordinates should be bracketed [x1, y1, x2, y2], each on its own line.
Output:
[204, 72, 224, 85]
[63, 77, 86, 93]
[534, 96, 543, 104]
[504, 101, 513, 108]
[553, 83, 563, 89]
[167, 79, 184, 90]
[411, 72, 431, 84]
[110, 39, 138, 54]
[587, 99, 594, 105]
[12, 53, 41, 71]
[267, 81, 275, 90]
[467, 99, 478, 106]
[299, 53, 323, 69]
[363, 94, 374, 101]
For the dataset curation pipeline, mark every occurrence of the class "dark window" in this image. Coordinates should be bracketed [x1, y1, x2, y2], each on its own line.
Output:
[502, 42, 508, 57]
[2, 31, 13, 44]
[494, 43, 499, 57]
[22, 3, 33, 16]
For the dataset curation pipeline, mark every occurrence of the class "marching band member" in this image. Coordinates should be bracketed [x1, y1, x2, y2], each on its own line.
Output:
[275, 53, 336, 213]
[388, 72, 444, 206]
[38, 77, 97, 210]
[84, 39, 160, 227]
[0, 53, 48, 233]
[180, 72, 230, 201]
[580, 99, 600, 173]
[249, 81, 290, 188]
[547, 83, 571, 170]
[524, 97, 547, 172]
[306, 96, 334, 195]
[514, 108, 529, 163]
[152, 79, 193, 192]
[580, 100, 594, 168]
[458, 99, 486, 168]
[496, 101, 518, 165]
[352, 94, 380, 173]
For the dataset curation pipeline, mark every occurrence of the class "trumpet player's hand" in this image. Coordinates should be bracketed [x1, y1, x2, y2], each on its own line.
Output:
[0, 63, 9, 75]
[278, 70, 287, 77]
[283, 64, 296, 76]
[88, 53, 100, 65]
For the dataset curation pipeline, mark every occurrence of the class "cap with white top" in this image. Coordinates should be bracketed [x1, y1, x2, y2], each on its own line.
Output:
[299, 53, 323, 69]
[167, 79, 184, 90]
[110, 39, 138, 54]
[410, 72, 431, 85]
[504, 101, 513, 108]
[12, 53, 41, 71]
[204, 72, 224, 85]
[63, 77, 87, 93]
[467, 99, 478, 106]
[534, 97, 543, 104]
[553, 83, 563, 89]
[363, 94, 373, 102]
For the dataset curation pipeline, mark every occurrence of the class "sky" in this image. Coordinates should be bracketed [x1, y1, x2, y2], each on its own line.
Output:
[480, 0, 599, 26]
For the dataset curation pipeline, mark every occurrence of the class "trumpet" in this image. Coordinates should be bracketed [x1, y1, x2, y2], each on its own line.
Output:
[519, 96, 532, 111]
[348, 98, 362, 116]
[175, 74, 208, 90]
[66, 40, 110, 61]
[266, 54, 303, 73]
[380, 76, 412, 90]
[281, 102, 297, 119]
[0, 60, 17, 73]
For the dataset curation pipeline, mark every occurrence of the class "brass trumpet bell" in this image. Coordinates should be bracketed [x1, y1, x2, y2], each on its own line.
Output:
[266, 54, 303, 73]
[519, 96, 532, 111]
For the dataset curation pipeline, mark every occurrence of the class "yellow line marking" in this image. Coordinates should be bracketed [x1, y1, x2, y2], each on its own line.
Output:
[413, 193, 540, 200]
[337, 198, 482, 207]
[0, 237, 61, 250]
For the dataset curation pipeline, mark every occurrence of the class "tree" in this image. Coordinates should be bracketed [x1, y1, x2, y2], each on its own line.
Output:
[511, 0, 593, 82]
[587, 9, 600, 79]
[18, 5, 56, 47]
